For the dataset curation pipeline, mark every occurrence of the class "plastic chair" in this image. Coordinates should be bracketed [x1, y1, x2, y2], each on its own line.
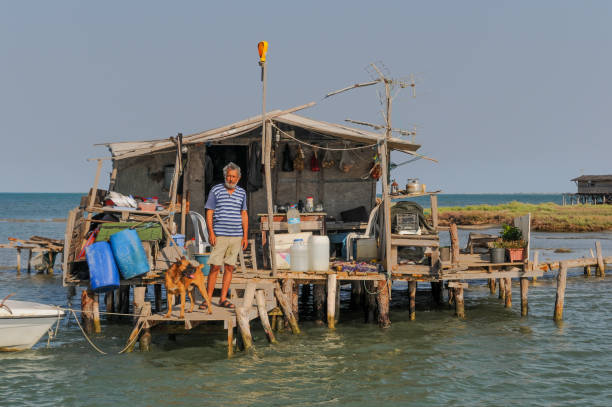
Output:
[188, 211, 210, 253]
[345, 202, 381, 260]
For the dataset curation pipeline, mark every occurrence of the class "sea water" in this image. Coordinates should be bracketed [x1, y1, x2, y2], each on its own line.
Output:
[2, 193, 612, 406]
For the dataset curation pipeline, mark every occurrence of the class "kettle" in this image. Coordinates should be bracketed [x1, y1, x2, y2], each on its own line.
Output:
[406, 178, 420, 193]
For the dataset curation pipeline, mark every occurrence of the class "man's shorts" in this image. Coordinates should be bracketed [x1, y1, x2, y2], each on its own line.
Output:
[208, 236, 242, 266]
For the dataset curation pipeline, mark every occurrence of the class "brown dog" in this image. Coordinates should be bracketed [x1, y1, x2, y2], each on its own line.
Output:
[164, 257, 213, 318]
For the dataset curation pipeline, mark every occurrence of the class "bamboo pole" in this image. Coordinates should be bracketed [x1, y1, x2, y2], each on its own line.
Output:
[554, 261, 568, 321]
[520, 277, 528, 316]
[326, 274, 337, 329]
[408, 280, 416, 321]
[255, 290, 277, 344]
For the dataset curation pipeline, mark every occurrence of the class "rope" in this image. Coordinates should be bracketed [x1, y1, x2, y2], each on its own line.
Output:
[270, 122, 379, 151]
[69, 309, 108, 355]
[362, 278, 389, 295]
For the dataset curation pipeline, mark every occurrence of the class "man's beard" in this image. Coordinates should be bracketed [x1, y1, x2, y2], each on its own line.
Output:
[225, 181, 237, 189]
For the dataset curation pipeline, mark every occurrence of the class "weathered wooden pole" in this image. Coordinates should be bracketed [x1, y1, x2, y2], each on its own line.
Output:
[282, 279, 297, 325]
[133, 286, 146, 323]
[313, 283, 325, 325]
[93, 293, 102, 333]
[489, 278, 496, 295]
[119, 285, 130, 318]
[455, 287, 465, 319]
[376, 279, 391, 328]
[326, 274, 337, 329]
[80, 289, 95, 334]
[498, 276, 506, 300]
[227, 319, 235, 358]
[154, 284, 162, 312]
[255, 289, 277, 344]
[449, 223, 460, 265]
[553, 261, 568, 321]
[595, 241, 605, 277]
[236, 306, 253, 351]
[27, 249, 32, 273]
[504, 277, 512, 308]
[139, 303, 152, 351]
[408, 281, 417, 321]
[274, 283, 300, 334]
[16, 248, 21, 274]
[583, 257, 591, 277]
[365, 280, 377, 323]
[520, 277, 528, 316]
[430, 281, 443, 305]
[350, 281, 363, 309]
[104, 290, 114, 321]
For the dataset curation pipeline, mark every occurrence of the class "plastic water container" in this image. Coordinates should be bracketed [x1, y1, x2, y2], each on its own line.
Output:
[194, 254, 211, 276]
[290, 239, 309, 272]
[287, 205, 301, 234]
[85, 241, 120, 293]
[309, 235, 330, 271]
[109, 229, 150, 279]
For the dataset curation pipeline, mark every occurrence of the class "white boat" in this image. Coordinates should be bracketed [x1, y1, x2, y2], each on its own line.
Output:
[0, 300, 64, 351]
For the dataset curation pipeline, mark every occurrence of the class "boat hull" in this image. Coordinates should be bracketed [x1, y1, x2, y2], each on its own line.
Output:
[0, 316, 59, 351]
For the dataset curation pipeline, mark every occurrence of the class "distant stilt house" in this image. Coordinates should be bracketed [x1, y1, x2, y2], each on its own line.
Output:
[564, 175, 612, 205]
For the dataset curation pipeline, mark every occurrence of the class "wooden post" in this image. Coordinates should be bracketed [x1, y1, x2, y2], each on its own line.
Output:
[47, 251, 54, 275]
[119, 285, 130, 318]
[154, 284, 162, 312]
[16, 248, 21, 274]
[274, 283, 300, 334]
[93, 293, 101, 333]
[365, 280, 377, 323]
[520, 277, 528, 316]
[326, 274, 337, 329]
[282, 279, 295, 326]
[139, 303, 152, 352]
[180, 145, 189, 235]
[236, 306, 253, 351]
[27, 249, 32, 273]
[595, 241, 605, 277]
[263, 121, 278, 276]
[554, 261, 568, 321]
[376, 279, 391, 328]
[489, 278, 496, 295]
[313, 283, 325, 325]
[133, 286, 146, 323]
[227, 319, 235, 358]
[335, 282, 340, 325]
[532, 251, 539, 282]
[430, 195, 438, 230]
[504, 277, 512, 308]
[104, 290, 114, 321]
[255, 290, 277, 344]
[455, 287, 465, 319]
[430, 281, 443, 305]
[243, 282, 257, 310]
[408, 281, 416, 321]
[350, 281, 363, 309]
[450, 223, 460, 265]
[81, 289, 95, 334]
[498, 276, 506, 300]
[377, 140, 392, 273]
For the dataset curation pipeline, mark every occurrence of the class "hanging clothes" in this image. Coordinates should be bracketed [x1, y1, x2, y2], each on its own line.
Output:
[247, 141, 263, 192]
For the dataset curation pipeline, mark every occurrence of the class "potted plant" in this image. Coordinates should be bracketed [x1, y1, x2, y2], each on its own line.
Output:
[499, 225, 526, 262]
[489, 240, 506, 264]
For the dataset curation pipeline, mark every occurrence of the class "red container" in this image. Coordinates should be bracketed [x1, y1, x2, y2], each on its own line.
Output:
[506, 248, 525, 262]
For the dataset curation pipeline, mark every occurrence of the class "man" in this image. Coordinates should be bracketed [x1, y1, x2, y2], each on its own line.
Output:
[202, 162, 248, 309]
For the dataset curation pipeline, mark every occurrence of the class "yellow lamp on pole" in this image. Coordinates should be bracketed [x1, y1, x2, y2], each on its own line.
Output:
[258, 41, 268, 64]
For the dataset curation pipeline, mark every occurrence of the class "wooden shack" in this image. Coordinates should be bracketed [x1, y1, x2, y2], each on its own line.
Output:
[567, 175, 612, 204]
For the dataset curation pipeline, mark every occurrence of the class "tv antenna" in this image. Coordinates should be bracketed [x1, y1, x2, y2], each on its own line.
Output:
[325, 62, 417, 143]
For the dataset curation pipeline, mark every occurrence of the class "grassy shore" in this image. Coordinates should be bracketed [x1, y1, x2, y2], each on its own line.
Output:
[426, 201, 612, 232]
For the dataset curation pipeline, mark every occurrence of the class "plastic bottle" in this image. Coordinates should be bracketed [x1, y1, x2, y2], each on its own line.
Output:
[290, 239, 309, 272]
[287, 204, 301, 233]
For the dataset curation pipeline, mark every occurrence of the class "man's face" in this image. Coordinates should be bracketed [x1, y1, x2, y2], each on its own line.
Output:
[225, 169, 240, 189]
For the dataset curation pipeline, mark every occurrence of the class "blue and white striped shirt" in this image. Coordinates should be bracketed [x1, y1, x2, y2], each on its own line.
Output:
[205, 184, 247, 236]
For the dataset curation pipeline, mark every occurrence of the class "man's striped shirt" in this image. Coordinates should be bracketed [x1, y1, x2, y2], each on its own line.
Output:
[205, 184, 247, 236]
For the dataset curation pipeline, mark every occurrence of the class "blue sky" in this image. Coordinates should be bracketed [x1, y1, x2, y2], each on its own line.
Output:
[1, 1, 611, 193]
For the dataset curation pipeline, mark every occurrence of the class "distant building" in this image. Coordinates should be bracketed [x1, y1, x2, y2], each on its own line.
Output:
[565, 175, 612, 205]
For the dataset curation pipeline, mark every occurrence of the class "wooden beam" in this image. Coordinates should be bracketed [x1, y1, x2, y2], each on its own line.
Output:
[554, 261, 568, 321]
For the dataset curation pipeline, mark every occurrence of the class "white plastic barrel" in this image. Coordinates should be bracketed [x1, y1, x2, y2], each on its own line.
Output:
[290, 239, 309, 272]
[309, 235, 330, 272]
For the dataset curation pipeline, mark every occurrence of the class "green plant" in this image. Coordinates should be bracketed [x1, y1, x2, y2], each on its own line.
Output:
[500, 225, 523, 242]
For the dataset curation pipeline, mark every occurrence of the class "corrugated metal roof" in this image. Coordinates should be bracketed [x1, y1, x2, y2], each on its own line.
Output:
[571, 175, 612, 182]
[102, 111, 421, 160]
